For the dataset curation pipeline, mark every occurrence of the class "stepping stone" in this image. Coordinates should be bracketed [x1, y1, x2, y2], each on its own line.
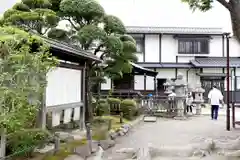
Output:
[143, 116, 157, 122]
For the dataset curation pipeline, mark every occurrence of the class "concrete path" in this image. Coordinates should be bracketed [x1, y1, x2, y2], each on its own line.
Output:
[100, 115, 240, 160]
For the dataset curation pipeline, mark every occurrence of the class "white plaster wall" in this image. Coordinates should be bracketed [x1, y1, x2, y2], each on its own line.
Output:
[177, 69, 187, 81]
[202, 68, 223, 73]
[161, 35, 177, 63]
[146, 76, 154, 90]
[209, 36, 223, 57]
[156, 69, 175, 79]
[177, 56, 195, 63]
[101, 77, 111, 90]
[145, 34, 160, 62]
[236, 68, 240, 90]
[224, 68, 235, 91]
[134, 75, 144, 90]
[229, 37, 240, 57]
[46, 67, 81, 106]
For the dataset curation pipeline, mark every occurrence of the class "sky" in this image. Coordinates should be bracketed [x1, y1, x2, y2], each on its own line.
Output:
[0, 0, 233, 32]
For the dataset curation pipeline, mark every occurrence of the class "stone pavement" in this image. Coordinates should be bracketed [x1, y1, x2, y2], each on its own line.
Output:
[98, 115, 240, 160]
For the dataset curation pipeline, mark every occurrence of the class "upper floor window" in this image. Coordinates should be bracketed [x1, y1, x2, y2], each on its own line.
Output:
[131, 34, 144, 53]
[178, 38, 209, 54]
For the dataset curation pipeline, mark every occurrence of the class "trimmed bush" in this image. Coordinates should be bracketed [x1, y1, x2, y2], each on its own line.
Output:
[108, 98, 121, 114]
[96, 99, 110, 116]
[120, 99, 137, 120]
[107, 98, 121, 104]
[7, 129, 51, 157]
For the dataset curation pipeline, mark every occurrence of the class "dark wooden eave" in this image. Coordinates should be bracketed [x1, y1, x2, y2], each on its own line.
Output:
[42, 37, 102, 63]
[130, 62, 158, 77]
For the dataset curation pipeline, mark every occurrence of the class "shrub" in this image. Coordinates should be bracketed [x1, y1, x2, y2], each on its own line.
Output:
[108, 98, 121, 114]
[107, 98, 121, 104]
[6, 129, 52, 157]
[120, 99, 137, 120]
[95, 99, 110, 116]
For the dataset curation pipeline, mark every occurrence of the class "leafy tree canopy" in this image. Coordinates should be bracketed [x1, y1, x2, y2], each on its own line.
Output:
[182, 0, 240, 42]
[0, 26, 58, 132]
[2, 0, 59, 35]
[48, 0, 137, 80]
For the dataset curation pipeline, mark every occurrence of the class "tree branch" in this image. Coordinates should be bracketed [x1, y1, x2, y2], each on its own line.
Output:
[94, 44, 104, 55]
[68, 19, 78, 30]
[217, 0, 232, 11]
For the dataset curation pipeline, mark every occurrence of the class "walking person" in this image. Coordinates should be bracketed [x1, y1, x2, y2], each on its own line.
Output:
[208, 85, 224, 120]
[186, 92, 193, 113]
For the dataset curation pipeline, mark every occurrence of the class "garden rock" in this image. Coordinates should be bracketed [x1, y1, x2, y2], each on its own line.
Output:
[109, 131, 118, 140]
[99, 139, 116, 150]
[75, 142, 98, 158]
[118, 130, 125, 136]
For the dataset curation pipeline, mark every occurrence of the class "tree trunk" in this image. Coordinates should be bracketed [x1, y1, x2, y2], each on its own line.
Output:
[229, 1, 240, 43]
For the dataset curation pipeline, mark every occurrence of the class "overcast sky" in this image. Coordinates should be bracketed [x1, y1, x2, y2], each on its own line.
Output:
[0, 0, 233, 32]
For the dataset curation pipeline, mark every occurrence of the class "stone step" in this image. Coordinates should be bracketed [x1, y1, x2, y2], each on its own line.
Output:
[143, 116, 157, 122]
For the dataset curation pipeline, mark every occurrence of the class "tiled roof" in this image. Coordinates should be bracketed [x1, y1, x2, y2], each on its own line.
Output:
[191, 57, 240, 68]
[42, 37, 102, 62]
[126, 26, 223, 34]
[136, 63, 192, 68]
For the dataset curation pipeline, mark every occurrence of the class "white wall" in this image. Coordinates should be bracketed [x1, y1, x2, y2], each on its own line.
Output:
[188, 69, 201, 88]
[209, 36, 223, 57]
[146, 76, 154, 90]
[145, 35, 160, 62]
[101, 77, 111, 90]
[156, 69, 175, 79]
[177, 56, 195, 63]
[202, 68, 222, 73]
[134, 75, 144, 90]
[161, 35, 177, 63]
[229, 37, 240, 57]
[46, 67, 81, 106]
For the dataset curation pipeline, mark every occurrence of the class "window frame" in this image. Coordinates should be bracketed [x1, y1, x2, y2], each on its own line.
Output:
[178, 38, 209, 54]
[130, 34, 145, 53]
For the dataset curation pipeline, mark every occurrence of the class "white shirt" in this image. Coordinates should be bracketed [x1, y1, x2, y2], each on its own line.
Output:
[208, 88, 223, 105]
[186, 97, 193, 106]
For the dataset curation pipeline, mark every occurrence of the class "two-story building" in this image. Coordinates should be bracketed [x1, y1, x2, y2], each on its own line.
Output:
[101, 26, 240, 100]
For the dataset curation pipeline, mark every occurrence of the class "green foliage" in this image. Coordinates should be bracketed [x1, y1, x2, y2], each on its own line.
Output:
[120, 99, 137, 120]
[103, 15, 126, 34]
[181, 0, 213, 11]
[60, 0, 105, 24]
[107, 98, 121, 104]
[95, 99, 110, 116]
[0, 26, 58, 132]
[2, 0, 59, 34]
[7, 129, 51, 157]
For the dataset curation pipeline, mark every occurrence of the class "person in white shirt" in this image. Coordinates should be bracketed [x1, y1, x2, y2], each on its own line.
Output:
[186, 92, 194, 113]
[208, 85, 224, 120]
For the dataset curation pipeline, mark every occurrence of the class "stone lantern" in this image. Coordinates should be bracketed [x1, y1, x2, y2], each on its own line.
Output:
[172, 73, 187, 120]
[192, 83, 205, 115]
[163, 79, 174, 95]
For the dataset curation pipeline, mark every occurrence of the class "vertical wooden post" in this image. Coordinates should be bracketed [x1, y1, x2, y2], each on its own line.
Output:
[0, 128, 6, 159]
[120, 112, 123, 124]
[54, 132, 60, 154]
[108, 119, 112, 131]
[80, 63, 86, 130]
[38, 91, 46, 129]
[86, 123, 92, 153]
[226, 33, 230, 131]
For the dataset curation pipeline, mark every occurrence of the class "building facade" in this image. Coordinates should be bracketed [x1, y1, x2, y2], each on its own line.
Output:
[101, 26, 240, 100]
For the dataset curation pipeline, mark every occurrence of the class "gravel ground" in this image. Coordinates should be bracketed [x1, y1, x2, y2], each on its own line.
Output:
[100, 115, 240, 160]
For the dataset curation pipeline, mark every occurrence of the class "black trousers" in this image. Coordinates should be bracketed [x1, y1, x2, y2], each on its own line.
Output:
[211, 105, 219, 120]
[187, 105, 192, 112]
